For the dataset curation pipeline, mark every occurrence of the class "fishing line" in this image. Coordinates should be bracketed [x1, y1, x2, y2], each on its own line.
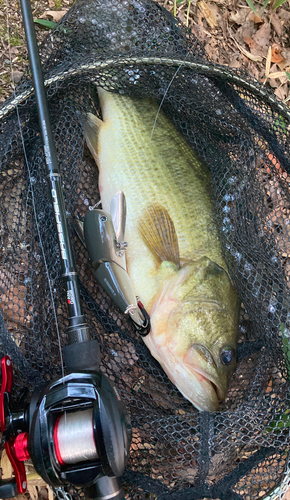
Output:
[4, 0, 65, 379]
[150, 49, 192, 139]
[54, 409, 98, 464]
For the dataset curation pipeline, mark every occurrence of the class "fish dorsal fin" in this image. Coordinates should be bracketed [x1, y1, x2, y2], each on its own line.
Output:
[84, 112, 103, 165]
[138, 204, 180, 267]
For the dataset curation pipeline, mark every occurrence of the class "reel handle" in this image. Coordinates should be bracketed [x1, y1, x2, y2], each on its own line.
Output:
[0, 356, 28, 495]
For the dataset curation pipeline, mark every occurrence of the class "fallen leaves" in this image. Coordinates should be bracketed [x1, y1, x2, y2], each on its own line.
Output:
[39, 9, 68, 22]
[0, 450, 54, 500]
[270, 12, 283, 36]
[229, 8, 250, 25]
[261, 44, 290, 100]
[176, 0, 290, 103]
[232, 36, 263, 62]
[271, 44, 285, 64]
[197, 0, 218, 28]
[253, 21, 271, 47]
[239, 21, 270, 58]
[0, 450, 13, 480]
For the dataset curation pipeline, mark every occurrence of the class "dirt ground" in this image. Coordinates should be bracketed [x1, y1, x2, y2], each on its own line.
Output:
[1, 0, 290, 498]
[1, 0, 290, 103]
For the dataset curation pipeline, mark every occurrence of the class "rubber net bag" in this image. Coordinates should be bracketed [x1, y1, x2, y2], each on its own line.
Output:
[1, 0, 290, 498]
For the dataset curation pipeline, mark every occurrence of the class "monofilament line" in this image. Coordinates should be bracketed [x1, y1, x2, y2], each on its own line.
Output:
[5, 0, 65, 380]
[150, 49, 192, 139]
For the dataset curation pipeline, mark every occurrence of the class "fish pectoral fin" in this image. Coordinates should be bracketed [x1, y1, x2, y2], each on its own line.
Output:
[138, 203, 180, 267]
[84, 112, 103, 165]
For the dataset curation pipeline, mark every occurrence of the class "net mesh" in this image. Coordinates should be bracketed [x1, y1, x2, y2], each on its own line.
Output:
[1, 0, 290, 498]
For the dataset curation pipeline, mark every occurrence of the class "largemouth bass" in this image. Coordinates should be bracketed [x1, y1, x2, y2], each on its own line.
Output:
[84, 87, 240, 412]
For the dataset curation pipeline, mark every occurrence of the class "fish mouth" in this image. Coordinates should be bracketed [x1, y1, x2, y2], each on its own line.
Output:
[179, 365, 221, 412]
[182, 345, 227, 410]
[190, 365, 224, 403]
[144, 329, 222, 411]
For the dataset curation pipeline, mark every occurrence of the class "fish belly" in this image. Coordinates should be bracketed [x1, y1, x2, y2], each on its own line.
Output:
[97, 90, 225, 309]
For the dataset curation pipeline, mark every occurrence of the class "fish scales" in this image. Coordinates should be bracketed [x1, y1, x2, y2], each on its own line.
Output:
[95, 89, 224, 304]
[85, 88, 240, 412]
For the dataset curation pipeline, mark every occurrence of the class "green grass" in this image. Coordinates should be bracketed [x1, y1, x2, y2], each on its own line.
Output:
[173, 0, 192, 26]
[34, 19, 57, 29]
[173, 0, 184, 17]
[0, 25, 22, 46]
[245, 0, 288, 14]
[54, 0, 62, 9]
[10, 30, 22, 47]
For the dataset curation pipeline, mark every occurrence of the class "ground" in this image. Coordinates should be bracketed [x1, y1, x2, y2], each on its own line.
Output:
[1, 0, 290, 498]
[1, 0, 290, 103]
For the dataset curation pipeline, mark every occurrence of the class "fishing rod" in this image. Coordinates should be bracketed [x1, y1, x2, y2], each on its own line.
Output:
[0, 0, 133, 498]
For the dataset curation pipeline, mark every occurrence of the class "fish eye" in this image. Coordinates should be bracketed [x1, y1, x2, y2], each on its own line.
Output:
[220, 347, 236, 365]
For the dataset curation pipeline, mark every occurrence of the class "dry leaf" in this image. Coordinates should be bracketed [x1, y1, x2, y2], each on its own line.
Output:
[235, 20, 255, 45]
[197, 0, 217, 28]
[48, 0, 55, 6]
[269, 77, 279, 88]
[281, 48, 290, 61]
[39, 10, 68, 22]
[11, 70, 23, 83]
[229, 9, 248, 25]
[278, 59, 290, 70]
[231, 37, 263, 62]
[271, 44, 285, 64]
[268, 64, 279, 87]
[192, 14, 206, 40]
[205, 40, 219, 61]
[242, 31, 267, 59]
[248, 11, 263, 23]
[0, 450, 13, 479]
[278, 8, 290, 25]
[271, 12, 283, 36]
[177, 10, 186, 23]
[265, 46, 272, 78]
[229, 53, 242, 68]
[270, 70, 287, 80]
[283, 489, 290, 500]
[48, 487, 54, 500]
[27, 485, 38, 500]
[208, 3, 222, 23]
[253, 13, 262, 24]
[275, 85, 288, 100]
[253, 22, 270, 47]
[249, 64, 260, 80]
[244, 36, 256, 49]
[252, 44, 268, 58]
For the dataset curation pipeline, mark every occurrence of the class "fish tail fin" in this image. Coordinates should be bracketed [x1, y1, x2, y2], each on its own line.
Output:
[84, 112, 102, 165]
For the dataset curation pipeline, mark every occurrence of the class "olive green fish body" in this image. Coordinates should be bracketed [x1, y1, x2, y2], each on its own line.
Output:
[85, 88, 240, 411]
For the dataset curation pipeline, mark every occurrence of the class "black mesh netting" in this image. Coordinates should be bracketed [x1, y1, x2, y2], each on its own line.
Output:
[1, 0, 290, 498]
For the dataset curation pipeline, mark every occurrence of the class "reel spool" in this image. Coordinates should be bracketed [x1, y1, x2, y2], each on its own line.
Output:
[0, 356, 132, 500]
